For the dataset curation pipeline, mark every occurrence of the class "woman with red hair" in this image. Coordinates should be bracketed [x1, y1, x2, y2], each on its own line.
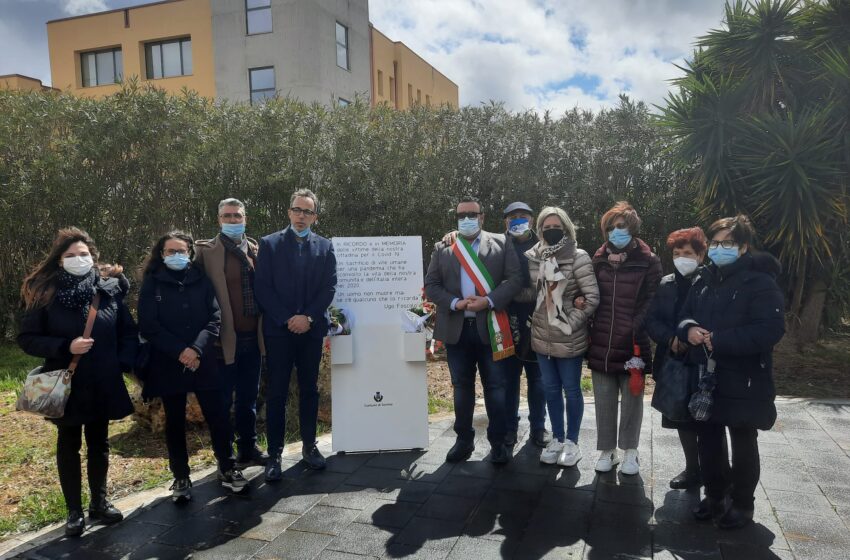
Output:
[645, 227, 708, 489]
[586, 202, 662, 475]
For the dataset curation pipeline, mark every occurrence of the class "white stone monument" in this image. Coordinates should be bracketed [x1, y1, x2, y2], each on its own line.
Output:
[329, 236, 430, 452]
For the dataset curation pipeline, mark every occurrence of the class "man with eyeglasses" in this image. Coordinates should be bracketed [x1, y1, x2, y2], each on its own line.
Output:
[195, 198, 267, 468]
[425, 196, 522, 464]
[255, 189, 337, 478]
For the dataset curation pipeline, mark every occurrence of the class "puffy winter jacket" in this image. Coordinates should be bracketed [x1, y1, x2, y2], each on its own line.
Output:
[525, 240, 600, 359]
[676, 251, 785, 430]
[587, 238, 662, 375]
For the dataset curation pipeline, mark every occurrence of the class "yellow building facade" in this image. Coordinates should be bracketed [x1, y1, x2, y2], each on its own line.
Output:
[370, 26, 457, 110]
[47, 0, 215, 98]
[0, 74, 56, 92]
[46, 0, 457, 108]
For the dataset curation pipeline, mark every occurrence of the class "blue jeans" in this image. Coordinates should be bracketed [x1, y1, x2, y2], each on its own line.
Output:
[265, 332, 323, 457]
[445, 319, 508, 445]
[219, 333, 262, 457]
[504, 356, 546, 433]
[537, 354, 584, 443]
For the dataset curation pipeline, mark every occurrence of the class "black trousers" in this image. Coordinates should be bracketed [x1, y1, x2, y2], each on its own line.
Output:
[696, 422, 760, 510]
[161, 389, 234, 479]
[56, 420, 109, 512]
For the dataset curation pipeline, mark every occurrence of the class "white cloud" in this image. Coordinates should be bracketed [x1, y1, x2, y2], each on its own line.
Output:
[368, 0, 728, 113]
[62, 0, 107, 16]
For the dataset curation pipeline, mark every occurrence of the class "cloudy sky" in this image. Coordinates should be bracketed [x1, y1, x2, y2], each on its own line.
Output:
[0, 0, 729, 113]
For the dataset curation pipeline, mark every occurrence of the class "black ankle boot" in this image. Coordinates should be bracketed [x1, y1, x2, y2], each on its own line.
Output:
[692, 497, 725, 521]
[669, 468, 701, 490]
[716, 506, 754, 529]
[88, 499, 123, 524]
[65, 510, 85, 537]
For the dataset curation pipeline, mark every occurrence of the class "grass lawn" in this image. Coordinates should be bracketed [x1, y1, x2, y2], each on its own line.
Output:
[0, 345, 219, 540]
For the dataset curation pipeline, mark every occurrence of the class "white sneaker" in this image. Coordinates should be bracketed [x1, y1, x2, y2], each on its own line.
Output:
[620, 449, 640, 475]
[595, 449, 620, 472]
[540, 440, 565, 465]
[557, 440, 582, 467]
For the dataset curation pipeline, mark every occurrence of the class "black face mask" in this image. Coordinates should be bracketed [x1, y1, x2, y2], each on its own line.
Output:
[542, 228, 565, 245]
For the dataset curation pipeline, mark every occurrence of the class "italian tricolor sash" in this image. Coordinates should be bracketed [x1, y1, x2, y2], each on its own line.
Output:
[452, 237, 516, 361]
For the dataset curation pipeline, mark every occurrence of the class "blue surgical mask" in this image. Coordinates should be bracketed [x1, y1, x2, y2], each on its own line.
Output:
[608, 227, 632, 249]
[294, 227, 311, 238]
[508, 218, 530, 237]
[221, 223, 245, 238]
[164, 253, 190, 271]
[458, 217, 480, 237]
[708, 246, 739, 267]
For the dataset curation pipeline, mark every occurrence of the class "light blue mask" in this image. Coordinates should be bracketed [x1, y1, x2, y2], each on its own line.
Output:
[221, 223, 245, 238]
[164, 253, 190, 271]
[608, 227, 632, 249]
[458, 217, 480, 237]
[708, 246, 739, 267]
[294, 227, 311, 238]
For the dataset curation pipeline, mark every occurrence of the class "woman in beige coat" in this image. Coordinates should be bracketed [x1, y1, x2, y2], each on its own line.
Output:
[525, 207, 599, 467]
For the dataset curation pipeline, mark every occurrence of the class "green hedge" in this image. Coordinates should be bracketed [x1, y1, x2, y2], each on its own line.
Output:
[0, 85, 696, 335]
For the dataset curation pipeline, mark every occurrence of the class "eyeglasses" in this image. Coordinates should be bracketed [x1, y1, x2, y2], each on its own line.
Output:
[708, 240, 738, 249]
[163, 249, 189, 256]
[290, 207, 316, 217]
[456, 212, 481, 220]
[219, 213, 245, 220]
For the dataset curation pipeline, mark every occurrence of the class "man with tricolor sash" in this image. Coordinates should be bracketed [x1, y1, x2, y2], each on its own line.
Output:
[425, 197, 522, 464]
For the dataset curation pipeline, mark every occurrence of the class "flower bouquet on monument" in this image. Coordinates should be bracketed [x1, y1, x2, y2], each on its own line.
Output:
[327, 306, 352, 336]
[401, 290, 436, 339]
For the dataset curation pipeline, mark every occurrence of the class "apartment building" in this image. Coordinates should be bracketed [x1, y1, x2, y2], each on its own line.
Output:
[46, 0, 458, 108]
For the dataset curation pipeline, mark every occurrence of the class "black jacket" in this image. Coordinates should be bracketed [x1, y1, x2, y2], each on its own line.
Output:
[645, 270, 694, 373]
[17, 276, 137, 426]
[677, 252, 785, 430]
[138, 265, 222, 399]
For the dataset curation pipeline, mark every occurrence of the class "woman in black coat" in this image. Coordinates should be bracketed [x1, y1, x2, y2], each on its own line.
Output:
[677, 215, 785, 529]
[18, 228, 137, 537]
[137, 230, 247, 503]
[645, 227, 710, 489]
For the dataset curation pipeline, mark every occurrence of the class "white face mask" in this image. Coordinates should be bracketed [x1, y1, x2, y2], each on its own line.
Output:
[673, 257, 699, 277]
[63, 255, 94, 276]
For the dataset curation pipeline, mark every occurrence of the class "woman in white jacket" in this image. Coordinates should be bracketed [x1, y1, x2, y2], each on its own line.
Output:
[525, 207, 599, 467]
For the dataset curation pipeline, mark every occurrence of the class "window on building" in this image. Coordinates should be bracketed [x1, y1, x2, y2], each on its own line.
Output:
[377, 70, 383, 96]
[338, 98, 350, 107]
[426, 94, 431, 107]
[417, 89, 422, 105]
[408, 84, 413, 106]
[246, 0, 272, 35]
[389, 77, 395, 102]
[335, 22, 349, 70]
[145, 38, 192, 79]
[249, 66, 275, 104]
[81, 47, 123, 87]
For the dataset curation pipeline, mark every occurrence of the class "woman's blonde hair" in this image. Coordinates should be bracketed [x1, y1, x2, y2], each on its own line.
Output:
[536, 206, 577, 242]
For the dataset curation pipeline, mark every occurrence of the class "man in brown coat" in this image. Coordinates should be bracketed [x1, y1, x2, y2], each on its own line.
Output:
[195, 198, 266, 467]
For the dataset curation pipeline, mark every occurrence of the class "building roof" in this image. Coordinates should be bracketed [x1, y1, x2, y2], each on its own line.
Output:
[47, 0, 186, 24]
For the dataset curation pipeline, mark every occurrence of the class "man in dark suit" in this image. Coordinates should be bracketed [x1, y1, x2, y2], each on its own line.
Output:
[425, 197, 522, 464]
[255, 189, 337, 479]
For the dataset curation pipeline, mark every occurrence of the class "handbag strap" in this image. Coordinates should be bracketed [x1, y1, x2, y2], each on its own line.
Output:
[68, 293, 100, 373]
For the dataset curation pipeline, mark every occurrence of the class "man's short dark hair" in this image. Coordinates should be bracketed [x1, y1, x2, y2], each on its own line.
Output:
[456, 196, 482, 212]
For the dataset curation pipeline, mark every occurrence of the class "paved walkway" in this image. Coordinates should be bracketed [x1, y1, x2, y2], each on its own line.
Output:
[3, 399, 850, 560]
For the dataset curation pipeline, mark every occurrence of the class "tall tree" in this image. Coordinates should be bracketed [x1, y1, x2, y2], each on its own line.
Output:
[659, 0, 850, 342]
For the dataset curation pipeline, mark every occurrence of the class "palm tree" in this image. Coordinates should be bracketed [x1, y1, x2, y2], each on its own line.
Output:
[659, 0, 850, 343]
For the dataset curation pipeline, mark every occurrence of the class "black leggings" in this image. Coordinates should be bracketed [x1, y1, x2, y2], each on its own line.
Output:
[161, 389, 233, 479]
[696, 423, 759, 510]
[56, 420, 110, 512]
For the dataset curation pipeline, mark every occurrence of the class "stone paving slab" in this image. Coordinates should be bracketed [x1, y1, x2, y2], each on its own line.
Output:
[3, 398, 850, 559]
